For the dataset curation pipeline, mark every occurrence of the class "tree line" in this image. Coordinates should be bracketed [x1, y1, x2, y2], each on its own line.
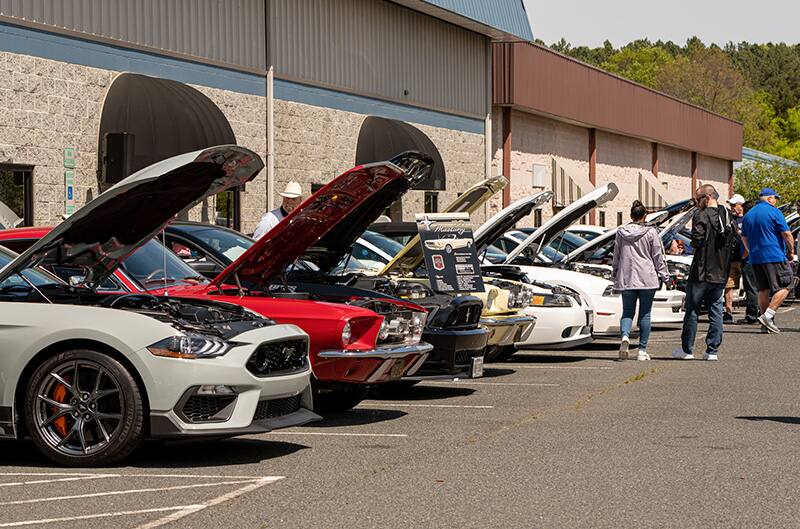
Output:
[542, 37, 800, 202]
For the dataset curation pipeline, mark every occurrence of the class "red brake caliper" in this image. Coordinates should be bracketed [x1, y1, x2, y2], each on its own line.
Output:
[51, 381, 69, 437]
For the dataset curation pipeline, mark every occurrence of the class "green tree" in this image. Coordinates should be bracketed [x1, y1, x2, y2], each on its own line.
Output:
[726, 42, 800, 116]
[654, 48, 776, 149]
[734, 160, 800, 203]
[601, 46, 673, 87]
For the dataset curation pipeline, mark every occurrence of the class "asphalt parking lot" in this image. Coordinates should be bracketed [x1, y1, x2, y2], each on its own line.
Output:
[2, 305, 799, 528]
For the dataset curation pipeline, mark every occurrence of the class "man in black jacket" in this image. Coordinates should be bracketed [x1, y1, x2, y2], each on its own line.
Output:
[673, 184, 737, 361]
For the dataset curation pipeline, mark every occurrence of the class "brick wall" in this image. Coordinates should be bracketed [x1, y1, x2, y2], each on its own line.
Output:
[659, 144, 693, 203]
[697, 154, 730, 199]
[596, 131, 654, 227]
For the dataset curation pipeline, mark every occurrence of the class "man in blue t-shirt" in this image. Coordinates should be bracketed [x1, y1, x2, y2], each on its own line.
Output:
[741, 188, 796, 333]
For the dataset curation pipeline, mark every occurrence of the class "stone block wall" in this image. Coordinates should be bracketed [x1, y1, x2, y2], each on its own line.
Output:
[273, 99, 486, 229]
[659, 145, 693, 203]
[697, 154, 730, 199]
[0, 50, 485, 235]
[596, 131, 654, 227]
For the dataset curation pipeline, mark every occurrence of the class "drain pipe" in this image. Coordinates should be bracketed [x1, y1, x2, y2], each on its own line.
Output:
[267, 65, 275, 212]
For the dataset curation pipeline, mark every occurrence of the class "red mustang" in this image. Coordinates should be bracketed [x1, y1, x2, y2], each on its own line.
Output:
[0, 159, 433, 413]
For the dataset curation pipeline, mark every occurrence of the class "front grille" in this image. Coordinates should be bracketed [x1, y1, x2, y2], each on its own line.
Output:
[180, 395, 236, 423]
[247, 338, 308, 377]
[449, 299, 483, 327]
[253, 395, 302, 420]
[455, 349, 482, 366]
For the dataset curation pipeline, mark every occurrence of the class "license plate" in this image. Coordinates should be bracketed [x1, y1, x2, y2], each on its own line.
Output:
[470, 356, 484, 378]
[389, 359, 406, 379]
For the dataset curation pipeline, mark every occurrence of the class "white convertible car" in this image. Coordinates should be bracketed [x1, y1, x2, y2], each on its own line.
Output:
[0, 146, 318, 466]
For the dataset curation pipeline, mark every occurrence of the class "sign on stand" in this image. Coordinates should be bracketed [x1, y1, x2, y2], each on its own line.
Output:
[415, 212, 484, 293]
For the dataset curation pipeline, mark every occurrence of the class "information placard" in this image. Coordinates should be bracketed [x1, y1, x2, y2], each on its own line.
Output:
[415, 213, 484, 293]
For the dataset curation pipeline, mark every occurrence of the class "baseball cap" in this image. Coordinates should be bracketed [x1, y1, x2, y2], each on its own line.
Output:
[280, 181, 302, 198]
[727, 193, 745, 205]
[759, 187, 781, 198]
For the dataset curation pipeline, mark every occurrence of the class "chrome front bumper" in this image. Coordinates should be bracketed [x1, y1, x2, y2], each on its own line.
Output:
[318, 343, 433, 382]
[481, 315, 537, 347]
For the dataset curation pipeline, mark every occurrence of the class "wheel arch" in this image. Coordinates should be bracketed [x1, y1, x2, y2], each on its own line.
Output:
[14, 339, 151, 438]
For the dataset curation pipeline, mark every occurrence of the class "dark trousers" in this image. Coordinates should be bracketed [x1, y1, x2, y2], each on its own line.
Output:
[741, 263, 759, 321]
[681, 281, 725, 356]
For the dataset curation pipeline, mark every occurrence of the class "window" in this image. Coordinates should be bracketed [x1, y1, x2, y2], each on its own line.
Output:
[599, 211, 606, 227]
[534, 209, 542, 227]
[617, 211, 623, 226]
[215, 188, 241, 231]
[424, 192, 438, 213]
[0, 165, 33, 227]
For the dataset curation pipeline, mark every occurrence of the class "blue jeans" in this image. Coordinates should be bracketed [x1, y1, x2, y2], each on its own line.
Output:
[620, 289, 657, 351]
[681, 281, 725, 355]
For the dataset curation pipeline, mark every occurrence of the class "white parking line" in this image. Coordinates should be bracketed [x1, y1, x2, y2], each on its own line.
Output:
[134, 477, 282, 529]
[268, 431, 408, 438]
[501, 365, 614, 370]
[360, 403, 495, 409]
[0, 479, 260, 506]
[0, 506, 203, 527]
[424, 381, 560, 387]
[0, 474, 117, 487]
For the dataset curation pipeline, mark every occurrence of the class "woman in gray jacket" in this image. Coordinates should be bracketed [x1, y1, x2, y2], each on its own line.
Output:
[612, 200, 671, 360]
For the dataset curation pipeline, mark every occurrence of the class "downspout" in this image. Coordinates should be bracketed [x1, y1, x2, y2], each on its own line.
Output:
[266, 0, 275, 211]
[267, 65, 275, 211]
[484, 39, 492, 222]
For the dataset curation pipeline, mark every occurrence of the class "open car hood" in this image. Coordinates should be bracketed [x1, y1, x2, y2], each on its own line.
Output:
[503, 183, 619, 264]
[563, 209, 670, 263]
[473, 191, 553, 254]
[379, 176, 507, 276]
[211, 152, 433, 288]
[0, 146, 262, 286]
[659, 207, 696, 238]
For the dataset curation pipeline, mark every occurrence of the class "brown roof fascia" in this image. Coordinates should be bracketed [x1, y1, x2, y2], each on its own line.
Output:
[494, 42, 744, 161]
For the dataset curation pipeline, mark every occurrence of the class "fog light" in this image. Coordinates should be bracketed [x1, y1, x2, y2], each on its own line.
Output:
[197, 385, 236, 395]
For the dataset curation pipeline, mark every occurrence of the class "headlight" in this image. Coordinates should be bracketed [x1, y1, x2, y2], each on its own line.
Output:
[376, 311, 428, 345]
[341, 322, 353, 346]
[602, 285, 618, 297]
[147, 334, 232, 359]
[530, 294, 572, 307]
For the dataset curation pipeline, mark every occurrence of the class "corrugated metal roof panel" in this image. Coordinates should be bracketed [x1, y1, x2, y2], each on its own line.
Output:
[271, 0, 487, 117]
[392, 0, 532, 41]
[0, 0, 266, 70]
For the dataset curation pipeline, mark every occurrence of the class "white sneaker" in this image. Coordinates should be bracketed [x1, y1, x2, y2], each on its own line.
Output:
[672, 348, 693, 360]
[637, 351, 651, 361]
[619, 336, 630, 360]
[702, 353, 718, 361]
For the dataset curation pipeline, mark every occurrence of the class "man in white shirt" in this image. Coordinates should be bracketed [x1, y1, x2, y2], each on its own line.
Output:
[253, 181, 303, 239]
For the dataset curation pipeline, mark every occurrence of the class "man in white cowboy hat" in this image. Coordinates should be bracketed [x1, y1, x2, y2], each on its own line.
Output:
[253, 181, 303, 240]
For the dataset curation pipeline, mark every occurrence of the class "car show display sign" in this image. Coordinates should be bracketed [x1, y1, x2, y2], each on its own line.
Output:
[416, 212, 484, 293]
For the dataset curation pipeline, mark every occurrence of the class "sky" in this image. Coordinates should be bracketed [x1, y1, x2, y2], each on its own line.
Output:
[524, 0, 800, 48]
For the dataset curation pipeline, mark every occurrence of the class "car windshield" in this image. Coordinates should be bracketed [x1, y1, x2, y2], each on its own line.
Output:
[361, 230, 405, 258]
[549, 231, 589, 254]
[483, 245, 509, 264]
[540, 245, 566, 262]
[0, 245, 64, 287]
[121, 239, 209, 287]
[177, 225, 254, 262]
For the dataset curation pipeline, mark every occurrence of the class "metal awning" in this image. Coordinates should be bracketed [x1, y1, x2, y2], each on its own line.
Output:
[355, 117, 445, 191]
[98, 73, 237, 180]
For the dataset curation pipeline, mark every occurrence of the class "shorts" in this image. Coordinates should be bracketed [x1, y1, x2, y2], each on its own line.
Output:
[752, 261, 794, 295]
[725, 261, 742, 289]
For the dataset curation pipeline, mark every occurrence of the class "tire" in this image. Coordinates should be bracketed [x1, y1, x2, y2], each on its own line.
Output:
[483, 345, 508, 363]
[24, 349, 144, 467]
[494, 345, 517, 362]
[312, 382, 369, 414]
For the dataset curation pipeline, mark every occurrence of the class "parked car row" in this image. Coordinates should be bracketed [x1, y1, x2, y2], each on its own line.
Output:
[0, 145, 690, 466]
